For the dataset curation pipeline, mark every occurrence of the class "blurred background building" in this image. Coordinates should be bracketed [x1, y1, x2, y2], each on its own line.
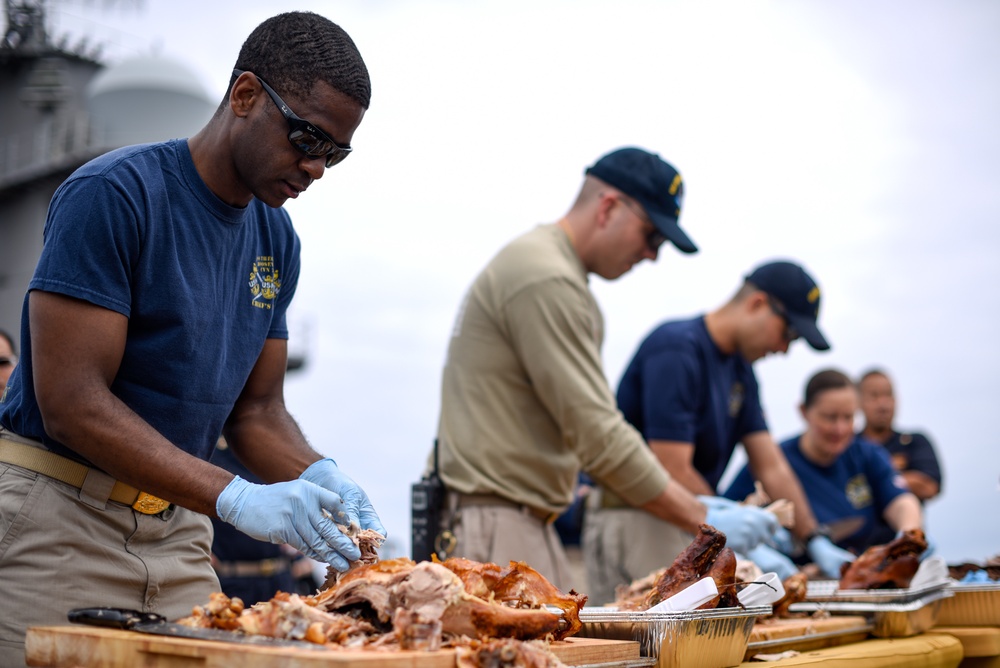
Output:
[0, 0, 310, 369]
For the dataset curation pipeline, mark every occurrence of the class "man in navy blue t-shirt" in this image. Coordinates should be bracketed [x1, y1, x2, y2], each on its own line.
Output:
[857, 368, 942, 545]
[583, 260, 849, 603]
[0, 12, 385, 664]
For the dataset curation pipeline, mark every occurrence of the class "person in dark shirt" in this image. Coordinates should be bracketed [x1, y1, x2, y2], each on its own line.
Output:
[857, 368, 942, 545]
[726, 368, 926, 570]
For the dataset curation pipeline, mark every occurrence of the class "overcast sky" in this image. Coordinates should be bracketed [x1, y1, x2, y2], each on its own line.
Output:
[50, 0, 999, 563]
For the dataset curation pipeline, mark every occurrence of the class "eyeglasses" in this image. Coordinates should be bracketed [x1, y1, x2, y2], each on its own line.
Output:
[766, 296, 800, 343]
[233, 69, 352, 168]
[0, 355, 17, 367]
[617, 196, 666, 252]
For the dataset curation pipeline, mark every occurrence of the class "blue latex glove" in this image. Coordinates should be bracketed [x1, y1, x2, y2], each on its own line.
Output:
[807, 535, 856, 578]
[768, 526, 797, 556]
[217, 475, 361, 571]
[745, 543, 799, 580]
[699, 495, 779, 554]
[300, 458, 386, 536]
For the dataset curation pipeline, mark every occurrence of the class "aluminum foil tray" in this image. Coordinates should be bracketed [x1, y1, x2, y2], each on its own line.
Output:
[577, 605, 771, 668]
[937, 581, 1000, 626]
[804, 576, 952, 604]
[789, 589, 952, 637]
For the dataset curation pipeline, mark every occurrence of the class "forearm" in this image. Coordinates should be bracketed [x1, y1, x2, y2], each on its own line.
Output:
[884, 493, 923, 532]
[223, 404, 321, 483]
[649, 440, 715, 496]
[757, 462, 817, 539]
[641, 482, 706, 533]
[41, 391, 232, 516]
[901, 471, 939, 500]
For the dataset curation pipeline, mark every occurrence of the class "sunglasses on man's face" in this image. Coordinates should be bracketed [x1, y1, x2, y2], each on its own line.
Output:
[618, 196, 666, 253]
[767, 296, 800, 343]
[233, 69, 352, 168]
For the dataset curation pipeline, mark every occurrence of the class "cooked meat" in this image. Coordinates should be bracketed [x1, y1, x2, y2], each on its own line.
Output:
[179, 591, 375, 645]
[771, 572, 808, 618]
[697, 547, 739, 610]
[179, 552, 582, 656]
[456, 638, 566, 668]
[321, 524, 387, 590]
[438, 556, 507, 599]
[839, 529, 928, 590]
[614, 523, 734, 611]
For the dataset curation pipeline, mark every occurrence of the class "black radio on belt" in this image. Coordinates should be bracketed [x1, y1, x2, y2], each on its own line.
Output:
[411, 439, 446, 562]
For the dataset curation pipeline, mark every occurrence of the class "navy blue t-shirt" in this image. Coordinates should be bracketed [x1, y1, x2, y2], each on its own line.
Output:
[0, 139, 300, 463]
[616, 316, 768, 491]
[724, 435, 910, 553]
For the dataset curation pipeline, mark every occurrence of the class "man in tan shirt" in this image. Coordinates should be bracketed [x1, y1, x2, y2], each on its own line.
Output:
[429, 147, 781, 591]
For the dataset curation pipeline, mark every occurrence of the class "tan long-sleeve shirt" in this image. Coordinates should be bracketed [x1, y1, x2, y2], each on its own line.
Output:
[435, 224, 670, 514]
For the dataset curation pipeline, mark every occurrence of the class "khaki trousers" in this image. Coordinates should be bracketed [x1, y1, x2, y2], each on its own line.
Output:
[0, 461, 218, 667]
[447, 504, 573, 593]
[582, 506, 693, 605]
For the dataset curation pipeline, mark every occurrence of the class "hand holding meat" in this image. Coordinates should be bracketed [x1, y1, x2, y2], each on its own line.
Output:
[300, 458, 387, 536]
[216, 475, 361, 570]
[807, 534, 856, 578]
[699, 495, 779, 553]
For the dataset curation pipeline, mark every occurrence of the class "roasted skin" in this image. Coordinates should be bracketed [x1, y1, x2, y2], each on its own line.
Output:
[771, 572, 808, 618]
[644, 524, 727, 609]
[697, 547, 739, 610]
[839, 528, 928, 590]
[613, 524, 733, 610]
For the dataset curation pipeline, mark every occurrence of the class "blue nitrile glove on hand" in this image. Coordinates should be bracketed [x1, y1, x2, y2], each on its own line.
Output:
[699, 495, 779, 554]
[768, 526, 797, 556]
[217, 475, 361, 571]
[300, 458, 387, 537]
[807, 534, 856, 578]
[744, 543, 799, 580]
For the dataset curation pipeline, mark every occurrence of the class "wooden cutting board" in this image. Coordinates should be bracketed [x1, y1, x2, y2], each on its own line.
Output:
[25, 626, 641, 668]
[744, 615, 871, 659]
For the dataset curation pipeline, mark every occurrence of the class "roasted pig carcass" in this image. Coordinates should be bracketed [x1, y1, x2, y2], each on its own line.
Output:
[839, 529, 928, 590]
[613, 524, 739, 610]
[314, 557, 582, 644]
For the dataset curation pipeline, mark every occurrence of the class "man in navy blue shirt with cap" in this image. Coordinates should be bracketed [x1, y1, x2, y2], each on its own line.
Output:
[583, 260, 854, 604]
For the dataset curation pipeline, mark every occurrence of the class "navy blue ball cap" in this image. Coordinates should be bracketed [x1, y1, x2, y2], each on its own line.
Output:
[585, 147, 697, 254]
[745, 260, 831, 351]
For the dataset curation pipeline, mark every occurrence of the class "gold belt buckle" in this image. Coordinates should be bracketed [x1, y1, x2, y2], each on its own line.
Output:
[132, 491, 170, 515]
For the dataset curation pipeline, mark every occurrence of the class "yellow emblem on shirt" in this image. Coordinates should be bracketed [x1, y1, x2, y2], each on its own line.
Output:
[845, 473, 873, 509]
[249, 256, 281, 310]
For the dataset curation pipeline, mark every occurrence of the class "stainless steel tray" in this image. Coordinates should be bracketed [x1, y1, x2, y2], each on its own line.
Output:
[578, 605, 771, 668]
[804, 576, 951, 603]
[790, 589, 952, 637]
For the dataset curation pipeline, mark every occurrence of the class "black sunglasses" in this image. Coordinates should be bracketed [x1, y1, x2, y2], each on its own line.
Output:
[766, 296, 800, 343]
[233, 69, 351, 168]
[618, 196, 666, 252]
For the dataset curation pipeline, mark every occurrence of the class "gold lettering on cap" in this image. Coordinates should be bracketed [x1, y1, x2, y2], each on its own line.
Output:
[808, 286, 820, 303]
[669, 174, 682, 196]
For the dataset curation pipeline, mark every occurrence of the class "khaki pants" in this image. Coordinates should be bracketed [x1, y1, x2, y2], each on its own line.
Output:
[0, 461, 218, 667]
[582, 505, 693, 606]
[447, 504, 573, 593]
